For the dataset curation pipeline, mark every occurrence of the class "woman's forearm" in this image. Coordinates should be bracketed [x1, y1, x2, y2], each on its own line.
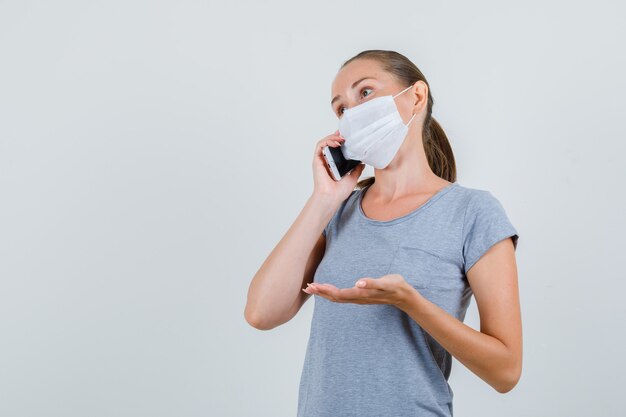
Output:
[396, 286, 519, 393]
[244, 193, 338, 330]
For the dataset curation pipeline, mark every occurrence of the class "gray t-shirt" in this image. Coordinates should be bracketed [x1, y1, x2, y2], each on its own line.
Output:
[297, 181, 519, 417]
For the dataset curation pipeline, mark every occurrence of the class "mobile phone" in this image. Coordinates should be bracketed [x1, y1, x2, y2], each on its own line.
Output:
[322, 145, 361, 181]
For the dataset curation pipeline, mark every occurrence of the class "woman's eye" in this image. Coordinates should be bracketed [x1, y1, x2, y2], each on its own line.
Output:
[337, 87, 374, 116]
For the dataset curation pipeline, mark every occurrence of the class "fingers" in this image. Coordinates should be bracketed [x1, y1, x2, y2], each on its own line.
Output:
[314, 134, 345, 161]
[307, 282, 385, 304]
[316, 135, 345, 152]
[355, 278, 381, 289]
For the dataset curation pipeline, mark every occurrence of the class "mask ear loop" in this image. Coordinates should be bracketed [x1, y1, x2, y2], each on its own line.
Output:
[392, 83, 415, 99]
[406, 112, 417, 127]
[393, 83, 418, 126]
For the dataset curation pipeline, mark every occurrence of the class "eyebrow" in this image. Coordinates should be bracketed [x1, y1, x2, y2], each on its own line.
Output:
[331, 76, 376, 106]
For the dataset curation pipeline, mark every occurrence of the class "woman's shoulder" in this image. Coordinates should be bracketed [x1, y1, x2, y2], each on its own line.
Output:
[450, 183, 503, 207]
[441, 183, 517, 232]
[339, 188, 361, 208]
[455, 183, 518, 241]
[456, 183, 520, 268]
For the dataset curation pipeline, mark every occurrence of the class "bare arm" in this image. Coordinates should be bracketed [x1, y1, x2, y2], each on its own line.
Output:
[396, 237, 522, 393]
[244, 131, 365, 330]
[244, 194, 337, 330]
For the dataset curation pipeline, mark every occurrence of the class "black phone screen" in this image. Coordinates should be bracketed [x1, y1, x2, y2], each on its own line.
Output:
[329, 145, 361, 178]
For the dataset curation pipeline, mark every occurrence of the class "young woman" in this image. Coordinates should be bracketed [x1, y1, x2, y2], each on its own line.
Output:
[244, 49, 521, 417]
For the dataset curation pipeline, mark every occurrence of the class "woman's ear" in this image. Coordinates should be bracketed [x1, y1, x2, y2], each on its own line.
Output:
[413, 81, 428, 111]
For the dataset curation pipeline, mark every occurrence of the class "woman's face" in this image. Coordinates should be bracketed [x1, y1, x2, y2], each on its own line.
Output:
[330, 59, 418, 124]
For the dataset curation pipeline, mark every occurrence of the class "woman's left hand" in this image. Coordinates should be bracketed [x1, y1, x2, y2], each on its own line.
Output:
[303, 273, 416, 308]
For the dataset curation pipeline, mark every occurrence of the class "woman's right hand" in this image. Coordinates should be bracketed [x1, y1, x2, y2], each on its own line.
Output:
[312, 130, 365, 203]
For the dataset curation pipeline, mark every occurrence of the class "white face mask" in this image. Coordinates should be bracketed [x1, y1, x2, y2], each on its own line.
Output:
[337, 83, 416, 169]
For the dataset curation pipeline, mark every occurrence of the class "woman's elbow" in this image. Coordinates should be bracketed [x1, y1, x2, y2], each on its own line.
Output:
[244, 305, 271, 330]
[495, 362, 522, 393]
[243, 305, 288, 331]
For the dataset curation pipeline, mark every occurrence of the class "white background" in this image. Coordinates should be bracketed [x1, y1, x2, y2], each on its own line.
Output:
[1, 1, 624, 416]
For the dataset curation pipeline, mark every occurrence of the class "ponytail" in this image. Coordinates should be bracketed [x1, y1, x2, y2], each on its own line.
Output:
[423, 116, 456, 183]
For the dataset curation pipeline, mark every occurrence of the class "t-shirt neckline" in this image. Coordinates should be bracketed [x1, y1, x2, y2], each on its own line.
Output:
[357, 181, 459, 226]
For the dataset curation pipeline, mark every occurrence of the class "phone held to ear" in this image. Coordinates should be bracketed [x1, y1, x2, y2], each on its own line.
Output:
[322, 144, 361, 181]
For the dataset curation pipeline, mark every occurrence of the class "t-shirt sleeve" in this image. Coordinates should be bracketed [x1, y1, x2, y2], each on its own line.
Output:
[321, 203, 337, 238]
[322, 189, 358, 238]
[462, 190, 519, 275]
